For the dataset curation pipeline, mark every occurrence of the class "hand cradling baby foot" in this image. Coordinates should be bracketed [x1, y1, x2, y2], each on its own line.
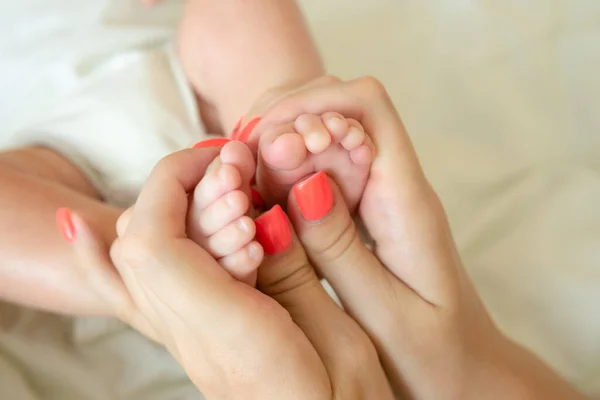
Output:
[62, 111, 373, 302]
[253, 112, 374, 214]
[188, 140, 263, 286]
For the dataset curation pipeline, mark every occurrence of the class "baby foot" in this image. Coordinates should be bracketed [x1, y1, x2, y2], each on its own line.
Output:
[256, 112, 373, 212]
[187, 141, 263, 285]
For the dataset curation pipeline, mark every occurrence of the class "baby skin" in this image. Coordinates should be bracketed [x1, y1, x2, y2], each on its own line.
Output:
[238, 112, 374, 215]
[55, 115, 373, 320]
[190, 112, 373, 285]
[98, 114, 374, 291]
[188, 141, 264, 286]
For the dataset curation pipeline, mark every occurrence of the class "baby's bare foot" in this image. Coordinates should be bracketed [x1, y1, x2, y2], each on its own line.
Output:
[187, 142, 263, 285]
[256, 112, 373, 213]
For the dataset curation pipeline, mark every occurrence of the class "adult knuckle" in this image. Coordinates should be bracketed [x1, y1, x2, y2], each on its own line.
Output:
[319, 74, 342, 85]
[153, 152, 181, 175]
[353, 75, 388, 98]
[356, 333, 379, 365]
[310, 215, 358, 264]
[242, 293, 291, 325]
[261, 259, 317, 299]
[331, 330, 381, 399]
[344, 332, 378, 369]
[118, 234, 158, 269]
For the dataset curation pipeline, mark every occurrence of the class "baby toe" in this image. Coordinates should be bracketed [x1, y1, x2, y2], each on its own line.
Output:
[322, 112, 349, 142]
[220, 141, 256, 198]
[193, 190, 250, 240]
[218, 241, 263, 285]
[350, 131, 375, 165]
[206, 216, 256, 258]
[349, 145, 373, 165]
[341, 118, 367, 150]
[260, 124, 307, 170]
[193, 160, 242, 210]
[294, 114, 332, 154]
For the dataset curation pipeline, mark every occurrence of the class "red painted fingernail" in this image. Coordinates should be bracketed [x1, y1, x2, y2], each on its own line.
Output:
[255, 205, 292, 255]
[192, 138, 231, 148]
[235, 117, 261, 143]
[251, 188, 265, 208]
[292, 171, 334, 221]
[230, 117, 244, 139]
[56, 207, 76, 243]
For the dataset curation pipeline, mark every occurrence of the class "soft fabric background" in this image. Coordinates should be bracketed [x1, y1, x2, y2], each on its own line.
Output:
[0, 0, 599, 398]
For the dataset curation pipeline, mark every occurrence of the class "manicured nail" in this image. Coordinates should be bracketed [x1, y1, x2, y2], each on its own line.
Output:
[292, 171, 334, 221]
[192, 138, 231, 148]
[235, 117, 261, 143]
[251, 188, 265, 209]
[255, 205, 292, 255]
[230, 117, 244, 139]
[56, 207, 76, 243]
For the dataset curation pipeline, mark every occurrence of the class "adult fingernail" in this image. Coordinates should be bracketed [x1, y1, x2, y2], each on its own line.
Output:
[255, 205, 292, 255]
[251, 188, 265, 208]
[230, 117, 244, 139]
[236, 117, 261, 143]
[192, 138, 231, 148]
[292, 171, 334, 221]
[56, 207, 76, 243]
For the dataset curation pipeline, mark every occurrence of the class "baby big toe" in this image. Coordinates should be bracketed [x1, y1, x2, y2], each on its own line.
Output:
[218, 242, 263, 285]
[260, 124, 308, 171]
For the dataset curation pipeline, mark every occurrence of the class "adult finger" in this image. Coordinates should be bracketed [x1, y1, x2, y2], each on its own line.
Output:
[257, 76, 421, 181]
[116, 206, 133, 237]
[114, 146, 246, 324]
[243, 75, 343, 149]
[258, 77, 459, 306]
[255, 205, 394, 399]
[63, 208, 158, 341]
[111, 145, 254, 345]
[112, 148, 331, 398]
[124, 146, 221, 239]
[286, 171, 443, 393]
[286, 171, 426, 311]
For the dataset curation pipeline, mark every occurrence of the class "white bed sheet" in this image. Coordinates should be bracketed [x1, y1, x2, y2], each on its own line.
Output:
[0, 0, 599, 398]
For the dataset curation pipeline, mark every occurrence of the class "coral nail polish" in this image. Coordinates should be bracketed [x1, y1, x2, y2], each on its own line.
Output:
[230, 117, 243, 139]
[292, 171, 334, 221]
[56, 207, 76, 243]
[192, 138, 231, 148]
[251, 188, 265, 209]
[235, 117, 261, 143]
[255, 205, 292, 255]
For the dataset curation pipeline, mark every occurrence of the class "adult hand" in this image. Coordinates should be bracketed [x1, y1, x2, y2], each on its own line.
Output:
[63, 143, 393, 399]
[256, 76, 585, 399]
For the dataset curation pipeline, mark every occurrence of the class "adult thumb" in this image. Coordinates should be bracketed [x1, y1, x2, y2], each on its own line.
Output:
[255, 198, 393, 399]
[285, 171, 429, 345]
